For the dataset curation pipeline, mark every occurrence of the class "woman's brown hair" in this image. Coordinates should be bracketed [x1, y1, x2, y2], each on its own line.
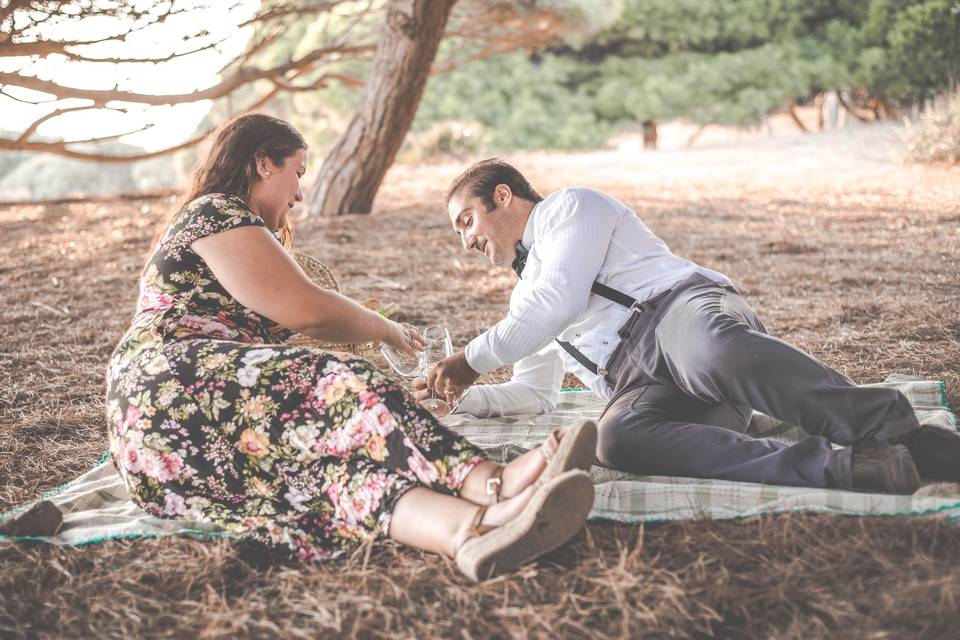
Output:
[149, 113, 307, 257]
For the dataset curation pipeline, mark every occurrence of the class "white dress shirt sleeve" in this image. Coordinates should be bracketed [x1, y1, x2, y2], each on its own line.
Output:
[453, 347, 565, 418]
[465, 188, 620, 374]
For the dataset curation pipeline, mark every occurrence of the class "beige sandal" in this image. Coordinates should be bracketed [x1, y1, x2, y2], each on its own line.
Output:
[485, 465, 505, 504]
[454, 469, 594, 582]
[539, 420, 598, 483]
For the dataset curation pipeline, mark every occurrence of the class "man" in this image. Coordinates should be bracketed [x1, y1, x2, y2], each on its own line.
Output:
[424, 158, 960, 494]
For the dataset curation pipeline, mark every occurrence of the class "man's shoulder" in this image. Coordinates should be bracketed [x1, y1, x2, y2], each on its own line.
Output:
[539, 187, 624, 222]
[545, 186, 609, 203]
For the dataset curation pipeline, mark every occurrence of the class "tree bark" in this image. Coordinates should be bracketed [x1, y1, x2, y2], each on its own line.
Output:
[785, 98, 809, 133]
[641, 119, 658, 149]
[814, 92, 825, 130]
[309, 0, 458, 216]
[836, 91, 872, 123]
[686, 124, 706, 146]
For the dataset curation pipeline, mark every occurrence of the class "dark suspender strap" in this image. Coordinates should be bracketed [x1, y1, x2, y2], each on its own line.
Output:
[554, 283, 677, 377]
[516, 264, 638, 376]
[555, 339, 601, 376]
[516, 242, 637, 310]
[590, 281, 637, 308]
[553, 282, 637, 377]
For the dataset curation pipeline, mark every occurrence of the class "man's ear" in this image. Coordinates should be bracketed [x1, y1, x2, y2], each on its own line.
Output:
[494, 184, 513, 208]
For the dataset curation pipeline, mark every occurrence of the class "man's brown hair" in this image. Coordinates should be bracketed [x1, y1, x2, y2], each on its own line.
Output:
[445, 158, 543, 212]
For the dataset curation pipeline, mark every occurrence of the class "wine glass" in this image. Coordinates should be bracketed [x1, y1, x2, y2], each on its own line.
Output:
[380, 325, 453, 416]
[418, 326, 454, 417]
[379, 338, 423, 378]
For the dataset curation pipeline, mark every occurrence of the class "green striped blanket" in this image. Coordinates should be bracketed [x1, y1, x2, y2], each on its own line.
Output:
[1, 375, 957, 546]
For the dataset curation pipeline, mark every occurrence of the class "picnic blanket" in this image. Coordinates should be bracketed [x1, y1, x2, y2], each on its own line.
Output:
[2, 374, 958, 546]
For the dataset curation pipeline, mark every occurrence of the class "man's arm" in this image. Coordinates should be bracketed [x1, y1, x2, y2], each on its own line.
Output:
[465, 188, 621, 375]
[453, 348, 565, 418]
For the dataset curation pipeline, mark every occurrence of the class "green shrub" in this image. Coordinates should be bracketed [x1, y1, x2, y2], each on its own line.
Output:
[900, 92, 960, 164]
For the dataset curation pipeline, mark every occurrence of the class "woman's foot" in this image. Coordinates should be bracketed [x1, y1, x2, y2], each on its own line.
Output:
[461, 421, 598, 505]
[450, 484, 537, 554]
[537, 420, 597, 485]
[454, 470, 595, 582]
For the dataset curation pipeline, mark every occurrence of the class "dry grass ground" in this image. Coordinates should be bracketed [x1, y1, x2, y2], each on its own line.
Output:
[1, 124, 959, 637]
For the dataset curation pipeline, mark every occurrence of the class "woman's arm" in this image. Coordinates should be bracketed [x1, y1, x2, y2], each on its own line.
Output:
[192, 225, 422, 354]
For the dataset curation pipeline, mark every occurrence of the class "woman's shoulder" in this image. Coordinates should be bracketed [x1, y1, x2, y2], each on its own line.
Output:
[176, 193, 264, 231]
[160, 193, 265, 255]
[184, 192, 255, 218]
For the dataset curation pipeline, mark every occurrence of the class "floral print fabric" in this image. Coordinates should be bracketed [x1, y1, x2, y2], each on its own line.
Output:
[105, 194, 484, 560]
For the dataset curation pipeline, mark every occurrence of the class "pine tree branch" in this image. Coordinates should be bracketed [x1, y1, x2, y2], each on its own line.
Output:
[1, 2, 211, 57]
[15, 104, 122, 144]
[0, 43, 376, 106]
[0, 65, 363, 162]
[0, 86, 56, 104]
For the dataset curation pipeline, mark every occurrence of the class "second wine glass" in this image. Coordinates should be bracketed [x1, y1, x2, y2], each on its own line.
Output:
[380, 325, 454, 417]
[418, 326, 453, 417]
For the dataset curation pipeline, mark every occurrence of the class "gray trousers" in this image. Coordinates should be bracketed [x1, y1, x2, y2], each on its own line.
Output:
[596, 273, 920, 489]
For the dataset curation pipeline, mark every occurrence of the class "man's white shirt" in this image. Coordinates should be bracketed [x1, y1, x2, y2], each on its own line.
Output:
[455, 187, 731, 418]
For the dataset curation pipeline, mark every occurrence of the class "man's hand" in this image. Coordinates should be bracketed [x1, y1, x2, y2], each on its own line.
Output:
[425, 351, 480, 404]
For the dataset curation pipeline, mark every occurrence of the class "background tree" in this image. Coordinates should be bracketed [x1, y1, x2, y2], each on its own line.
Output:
[3, 1, 955, 202]
[307, 0, 455, 216]
[0, 0, 568, 207]
[0, 1, 386, 161]
[857, 0, 960, 106]
[414, 0, 959, 149]
[306, 0, 568, 216]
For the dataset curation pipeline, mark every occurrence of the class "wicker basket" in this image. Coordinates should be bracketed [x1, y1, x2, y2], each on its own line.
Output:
[287, 251, 380, 357]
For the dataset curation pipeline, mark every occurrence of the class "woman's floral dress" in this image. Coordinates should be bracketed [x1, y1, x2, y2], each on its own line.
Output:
[105, 193, 484, 560]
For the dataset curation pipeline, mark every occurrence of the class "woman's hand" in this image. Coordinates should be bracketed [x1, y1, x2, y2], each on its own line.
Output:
[381, 320, 425, 358]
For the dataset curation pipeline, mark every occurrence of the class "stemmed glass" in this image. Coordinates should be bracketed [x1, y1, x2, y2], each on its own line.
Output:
[381, 325, 454, 417]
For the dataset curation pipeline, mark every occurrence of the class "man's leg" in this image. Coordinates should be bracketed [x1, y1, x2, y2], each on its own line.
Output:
[654, 284, 920, 445]
[596, 380, 852, 488]
[690, 400, 753, 434]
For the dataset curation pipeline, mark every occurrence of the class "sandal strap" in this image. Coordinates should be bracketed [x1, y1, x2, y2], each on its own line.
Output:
[466, 505, 495, 538]
[453, 504, 495, 557]
[485, 465, 505, 504]
[540, 429, 563, 463]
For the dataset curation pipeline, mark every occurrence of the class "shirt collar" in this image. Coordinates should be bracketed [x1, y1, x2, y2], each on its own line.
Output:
[511, 201, 541, 278]
[518, 199, 540, 252]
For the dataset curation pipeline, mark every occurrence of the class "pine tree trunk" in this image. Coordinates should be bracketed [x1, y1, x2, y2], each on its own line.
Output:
[785, 98, 809, 133]
[836, 91, 872, 123]
[686, 124, 706, 146]
[641, 119, 658, 149]
[308, 0, 458, 216]
[814, 92, 825, 130]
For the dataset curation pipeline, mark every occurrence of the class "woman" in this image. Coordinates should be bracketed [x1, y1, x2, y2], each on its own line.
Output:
[105, 113, 596, 581]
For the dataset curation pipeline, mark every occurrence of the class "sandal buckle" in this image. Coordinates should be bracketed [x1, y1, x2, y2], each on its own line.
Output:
[485, 476, 502, 497]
